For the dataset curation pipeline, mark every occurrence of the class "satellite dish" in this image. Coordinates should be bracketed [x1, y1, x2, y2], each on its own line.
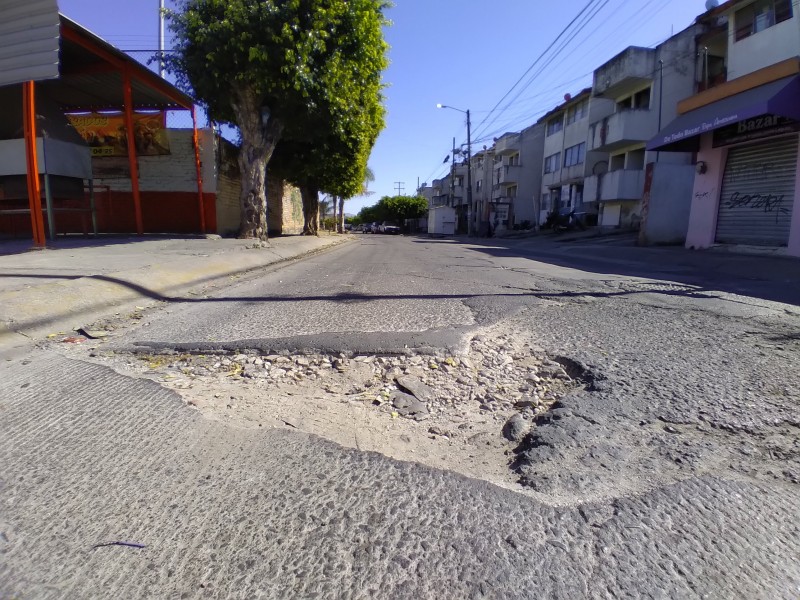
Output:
[705, 0, 719, 10]
[564, 93, 572, 102]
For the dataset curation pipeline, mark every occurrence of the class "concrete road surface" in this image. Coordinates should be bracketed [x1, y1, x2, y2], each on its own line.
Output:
[2, 234, 799, 598]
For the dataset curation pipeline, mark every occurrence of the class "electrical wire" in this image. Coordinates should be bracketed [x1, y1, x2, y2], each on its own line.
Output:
[468, 0, 606, 141]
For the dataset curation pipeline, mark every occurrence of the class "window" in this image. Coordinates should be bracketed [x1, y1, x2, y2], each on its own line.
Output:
[617, 87, 651, 111]
[544, 152, 561, 174]
[633, 88, 651, 109]
[735, 0, 793, 41]
[508, 153, 520, 166]
[546, 117, 563, 136]
[541, 193, 550, 211]
[565, 100, 588, 125]
[476, 180, 483, 192]
[563, 143, 586, 168]
[507, 185, 518, 198]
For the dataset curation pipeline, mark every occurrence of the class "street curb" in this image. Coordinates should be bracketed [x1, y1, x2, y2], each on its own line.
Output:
[0, 235, 351, 350]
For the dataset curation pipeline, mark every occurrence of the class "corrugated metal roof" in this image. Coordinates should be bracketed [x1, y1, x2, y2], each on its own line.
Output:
[0, 0, 60, 86]
[56, 15, 194, 111]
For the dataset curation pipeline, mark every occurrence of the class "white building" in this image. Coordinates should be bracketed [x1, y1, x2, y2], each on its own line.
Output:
[649, 0, 800, 255]
[538, 89, 615, 225]
[585, 24, 700, 233]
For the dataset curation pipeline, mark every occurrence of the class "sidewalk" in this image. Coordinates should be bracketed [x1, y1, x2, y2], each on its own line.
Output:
[0, 234, 350, 352]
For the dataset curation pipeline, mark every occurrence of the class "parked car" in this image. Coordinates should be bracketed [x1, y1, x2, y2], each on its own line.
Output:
[379, 222, 401, 234]
[369, 222, 380, 234]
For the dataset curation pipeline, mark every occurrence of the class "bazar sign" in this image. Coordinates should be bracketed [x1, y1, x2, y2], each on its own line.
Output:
[658, 114, 740, 144]
[713, 115, 800, 147]
[67, 112, 171, 157]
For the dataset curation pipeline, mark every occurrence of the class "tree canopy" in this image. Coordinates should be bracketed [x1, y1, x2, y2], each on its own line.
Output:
[166, 0, 389, 240]
[357, 195, 428, 225]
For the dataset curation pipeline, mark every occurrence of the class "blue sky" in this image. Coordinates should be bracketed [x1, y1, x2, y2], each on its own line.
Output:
[58, 0, 710, 214]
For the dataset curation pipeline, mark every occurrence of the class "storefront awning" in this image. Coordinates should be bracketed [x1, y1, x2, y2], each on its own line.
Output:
[647, 75, 800, 152]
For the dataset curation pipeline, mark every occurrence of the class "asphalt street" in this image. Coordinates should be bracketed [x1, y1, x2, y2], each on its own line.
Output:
[2, 234, 799, 598]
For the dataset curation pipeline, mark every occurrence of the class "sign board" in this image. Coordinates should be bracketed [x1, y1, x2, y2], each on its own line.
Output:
[712, 115, 800, 147]
[491, 204, 510, 221]
[67, 112, 171, 157]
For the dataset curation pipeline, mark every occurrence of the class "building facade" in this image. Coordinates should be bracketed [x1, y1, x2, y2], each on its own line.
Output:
[649, 0, 800, 255]
[488, 122, 545, 232]
[585, 24, 700, 231]
[538, 89, 615, 225]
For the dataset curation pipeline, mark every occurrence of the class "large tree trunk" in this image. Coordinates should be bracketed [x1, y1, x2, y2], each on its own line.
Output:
[230, 87, 283, 241]
[337, 196, 345, 233]
[301, 185, 319, 236]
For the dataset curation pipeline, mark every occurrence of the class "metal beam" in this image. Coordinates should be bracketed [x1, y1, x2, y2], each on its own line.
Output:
[123, 68, 143, 235]
[22, 81, 46, 247]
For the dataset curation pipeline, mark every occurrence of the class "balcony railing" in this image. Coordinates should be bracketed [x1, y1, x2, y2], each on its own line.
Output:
[583, 169, 645, 203]
[589, 110, 658, 152]
[593, 47, 656, 98]
[494, 134, 521, 155]
[496, 164, 522, 184]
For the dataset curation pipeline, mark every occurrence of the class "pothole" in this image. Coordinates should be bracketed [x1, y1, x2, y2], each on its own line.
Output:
[60, 330, 592, 494]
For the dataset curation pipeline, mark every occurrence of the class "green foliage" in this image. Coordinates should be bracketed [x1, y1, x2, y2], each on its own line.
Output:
[267, 1, 388, 200]
[166, 0, 390, 238]
[357, 195, 428, 224]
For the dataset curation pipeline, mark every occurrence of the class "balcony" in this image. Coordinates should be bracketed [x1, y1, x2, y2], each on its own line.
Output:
[494, 133, 521, 155]
[583, 169, 645, 203]
[589, 110, 658, 152]
[496, 164, 522, 185]
[594, 47, 656, 98]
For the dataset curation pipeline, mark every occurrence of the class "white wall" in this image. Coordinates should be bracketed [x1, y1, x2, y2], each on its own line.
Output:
[94, 129, 216, 193]
[728, 15, 800, 79]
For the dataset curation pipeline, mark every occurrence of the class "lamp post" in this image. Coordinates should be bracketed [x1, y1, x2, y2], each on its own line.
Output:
[437, 104, 473, 236]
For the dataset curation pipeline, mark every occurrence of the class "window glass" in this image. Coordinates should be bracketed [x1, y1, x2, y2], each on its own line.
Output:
[546, 117, 563, 136]
[735, 0, 793, 41]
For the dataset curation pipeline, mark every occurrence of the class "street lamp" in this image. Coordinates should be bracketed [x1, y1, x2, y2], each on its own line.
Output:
[437, 104, 474, 236]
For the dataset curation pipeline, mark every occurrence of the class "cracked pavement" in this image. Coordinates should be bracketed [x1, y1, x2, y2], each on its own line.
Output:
[1, 235, 799, 598]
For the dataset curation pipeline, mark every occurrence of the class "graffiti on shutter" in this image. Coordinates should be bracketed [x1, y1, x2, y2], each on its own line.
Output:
[716, 135, 798, 246]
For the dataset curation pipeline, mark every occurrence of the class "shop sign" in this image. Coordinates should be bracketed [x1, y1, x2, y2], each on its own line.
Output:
[491, 204, 510, 221]
[67, 112, 171, 157]
[713, 115, 800, 147]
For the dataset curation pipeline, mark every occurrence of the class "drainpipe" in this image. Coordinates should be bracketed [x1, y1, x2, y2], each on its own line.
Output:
[656, 59, 664, 164]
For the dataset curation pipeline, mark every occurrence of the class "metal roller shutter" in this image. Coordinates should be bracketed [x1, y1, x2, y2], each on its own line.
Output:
[716, 135, 798, 246]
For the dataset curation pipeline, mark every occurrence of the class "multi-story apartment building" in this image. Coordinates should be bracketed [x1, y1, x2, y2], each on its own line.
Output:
[538, 88, 614, 225]
[487, 122, 545, 232]
[429, 162, 469, 231]
[649, 0, 800, 255]
[470, 147, 494, 235]
[584, 24, 700, 231]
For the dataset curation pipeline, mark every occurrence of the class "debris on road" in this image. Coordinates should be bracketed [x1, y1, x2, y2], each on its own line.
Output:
[92, 541, 146, 550]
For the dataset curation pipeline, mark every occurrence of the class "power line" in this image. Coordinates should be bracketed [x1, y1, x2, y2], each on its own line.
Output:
[471, 0, 615, 143]
[469, 0, 605, 142]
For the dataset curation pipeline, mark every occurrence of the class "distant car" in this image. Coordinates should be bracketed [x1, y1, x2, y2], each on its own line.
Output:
[379, 222, 401, 235]
[369, 222, 380, 234]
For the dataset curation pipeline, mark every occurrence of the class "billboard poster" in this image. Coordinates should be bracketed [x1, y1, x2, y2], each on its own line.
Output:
[67, 112, 171, 157]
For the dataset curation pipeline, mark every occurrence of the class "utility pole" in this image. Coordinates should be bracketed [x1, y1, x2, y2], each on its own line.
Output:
[394, 182, 405, 195]
[466, 109, 473, 237]
[450, 137, 456, 207]
[158, 0, 166, 78]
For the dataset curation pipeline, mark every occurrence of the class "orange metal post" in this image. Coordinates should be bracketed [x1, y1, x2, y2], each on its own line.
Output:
[22, 81, 46, 247]
[122, 68, 143, 235]
[191, 106, 206, 233]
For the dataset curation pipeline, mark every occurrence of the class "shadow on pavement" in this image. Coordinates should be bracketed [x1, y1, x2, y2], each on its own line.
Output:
[411, 236, 800, 307]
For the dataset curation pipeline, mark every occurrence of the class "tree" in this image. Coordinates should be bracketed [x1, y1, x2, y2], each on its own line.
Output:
[337, 165, 375, 233]
[166, 0, 388, 241]
[260, 2, 387, 237]
[357, 195, 428, 230]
